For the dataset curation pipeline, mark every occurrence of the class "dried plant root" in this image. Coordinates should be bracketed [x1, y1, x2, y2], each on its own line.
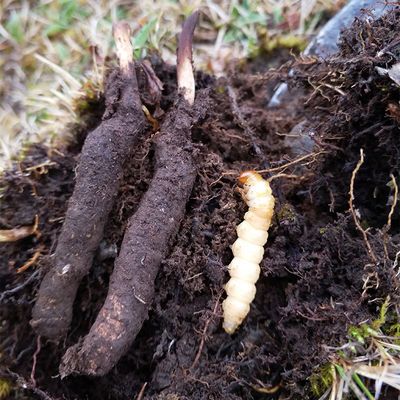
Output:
[222, 171, 275, 334]
[60, 12, 200, 377]
[0, 215, 39, 242]
[31, 22, 147, 340]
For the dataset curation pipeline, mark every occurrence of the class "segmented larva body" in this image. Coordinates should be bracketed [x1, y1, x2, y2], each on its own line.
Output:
[222, 171, 275, 334]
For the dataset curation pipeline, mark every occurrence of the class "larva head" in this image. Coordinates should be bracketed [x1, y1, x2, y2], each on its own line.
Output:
[238, 171, 263, 187]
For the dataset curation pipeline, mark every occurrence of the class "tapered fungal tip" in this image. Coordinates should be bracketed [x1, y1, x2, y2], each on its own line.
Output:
[238, 171, 263, 185]
[184, 10, 200, 31]
[177, 11, 200, 105]
[113, 21, 133, 74]
[112, 21, 132, 37]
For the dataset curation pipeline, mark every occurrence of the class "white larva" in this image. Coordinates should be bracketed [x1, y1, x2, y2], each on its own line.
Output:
[222, 170, 275, 334]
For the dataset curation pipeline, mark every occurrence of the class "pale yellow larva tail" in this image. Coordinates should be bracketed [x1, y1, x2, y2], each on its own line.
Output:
[222, 171, 274, 334]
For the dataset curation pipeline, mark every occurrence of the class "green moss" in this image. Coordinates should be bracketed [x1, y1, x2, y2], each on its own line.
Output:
[309, 363, 334, 397]
[263, 34, 307, 53]
[0, 378, 12, 400]
[371, 295, 390, 331]
[347, 297, 390, 344]
[348, 324, 368, 344]
[306, 267, 399, 399]
[276, 203, 297, 223]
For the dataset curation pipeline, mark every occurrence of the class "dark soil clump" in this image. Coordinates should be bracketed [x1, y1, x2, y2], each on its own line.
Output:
[1, 8, 399, 400]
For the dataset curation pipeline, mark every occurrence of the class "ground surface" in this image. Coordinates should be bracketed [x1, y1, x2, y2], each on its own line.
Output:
[0, 7, 400, 400]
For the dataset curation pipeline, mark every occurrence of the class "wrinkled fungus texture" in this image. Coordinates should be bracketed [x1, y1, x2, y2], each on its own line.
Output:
[31, 68, 147, 340]
[60, 97, 201, 376]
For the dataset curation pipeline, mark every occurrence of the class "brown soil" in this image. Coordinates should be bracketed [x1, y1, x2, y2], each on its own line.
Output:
[1, 9, 399, 400]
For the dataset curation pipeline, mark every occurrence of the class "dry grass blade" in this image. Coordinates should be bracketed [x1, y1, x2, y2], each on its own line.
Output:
[319, 325, 400, 399]
[257, 151, 327, 174]
[356, 364, 400, 394]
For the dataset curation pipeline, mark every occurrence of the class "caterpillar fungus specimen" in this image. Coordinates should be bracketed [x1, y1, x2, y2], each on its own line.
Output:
[222, 171, 275, 334]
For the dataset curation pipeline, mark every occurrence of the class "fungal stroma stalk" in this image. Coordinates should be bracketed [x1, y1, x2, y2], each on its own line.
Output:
[222, 171, 275, 334]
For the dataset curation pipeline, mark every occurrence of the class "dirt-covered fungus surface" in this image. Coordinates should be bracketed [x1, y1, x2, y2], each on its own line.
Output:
[1, 9, 400, 400]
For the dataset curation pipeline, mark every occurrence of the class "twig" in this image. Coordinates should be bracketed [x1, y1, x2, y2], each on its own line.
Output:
[0, 215, 39, 242]
[17, 246, 43, 273]
[136, 382, 148, 400]
[386, 173, 398, 232]
[348, 149, 377, 264]
[0, 269, 40, 302]
[24, 161, 56, 174]
[30, 335, 41, 387]
[191, 294, 221, 370]
[219, 152, 326, 179]
[257, 151, 327, 174]
[382, 173, 398, 260]
[7, 370, 56, 400]
[267, 173, 304, 183]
